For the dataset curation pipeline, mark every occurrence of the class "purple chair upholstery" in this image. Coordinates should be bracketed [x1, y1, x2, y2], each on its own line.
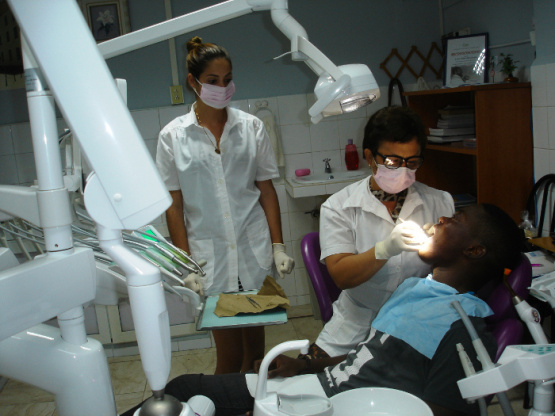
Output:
[301, 232, 341, 323]
[479, 253, 532, 362]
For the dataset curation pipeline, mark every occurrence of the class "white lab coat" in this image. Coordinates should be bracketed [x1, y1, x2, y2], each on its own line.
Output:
[316, 178, 455, 356]
[156, 106, 279, 295]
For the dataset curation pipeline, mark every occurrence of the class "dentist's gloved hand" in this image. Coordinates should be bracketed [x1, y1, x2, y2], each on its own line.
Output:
[183, 271, 204, 297]
[423, 222, 436, 236]
[273, 243, 295, 279]
[374, 221, 429, 260]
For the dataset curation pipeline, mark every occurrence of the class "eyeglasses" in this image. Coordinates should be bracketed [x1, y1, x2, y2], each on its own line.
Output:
[375, 151, 424, 170]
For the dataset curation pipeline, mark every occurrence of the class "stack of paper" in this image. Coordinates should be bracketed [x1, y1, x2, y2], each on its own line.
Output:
[428, 106, 475, 144]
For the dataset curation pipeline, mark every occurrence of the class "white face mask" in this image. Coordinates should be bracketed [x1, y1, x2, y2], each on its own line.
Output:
[195, 79, 235, 109]
[373, 163, 416, 194]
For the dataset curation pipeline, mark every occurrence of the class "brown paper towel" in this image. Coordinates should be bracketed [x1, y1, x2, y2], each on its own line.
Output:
[214, 275, 290, 317]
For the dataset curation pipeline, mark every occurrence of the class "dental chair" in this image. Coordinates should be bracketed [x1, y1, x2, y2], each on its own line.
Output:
[302, 231, 533, 361]
[301, 232, 341, 323]
[477, 253, 533, 361]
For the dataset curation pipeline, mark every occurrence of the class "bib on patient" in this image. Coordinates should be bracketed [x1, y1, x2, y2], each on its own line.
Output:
[371, 276, 492, 359]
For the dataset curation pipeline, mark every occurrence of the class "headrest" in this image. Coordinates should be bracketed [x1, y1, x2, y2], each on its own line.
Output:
[483, 253, 532, 323]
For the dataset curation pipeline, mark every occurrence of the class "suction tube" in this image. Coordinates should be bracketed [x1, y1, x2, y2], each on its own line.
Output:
[451, 301, 515, 416]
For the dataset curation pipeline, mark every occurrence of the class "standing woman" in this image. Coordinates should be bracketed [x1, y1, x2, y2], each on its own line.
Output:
[156, 37, 294, 374]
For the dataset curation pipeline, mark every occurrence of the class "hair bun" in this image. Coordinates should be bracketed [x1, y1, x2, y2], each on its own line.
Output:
[186, 36, 203, 53]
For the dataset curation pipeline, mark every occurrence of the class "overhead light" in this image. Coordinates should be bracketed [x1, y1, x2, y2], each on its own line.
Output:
[309, 64, 380, 124]
[96, 0, 381, 124]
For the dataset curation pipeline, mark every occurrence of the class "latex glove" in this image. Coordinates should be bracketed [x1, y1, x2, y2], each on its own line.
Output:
[423, 222, 436, 237]
[183, 271, 204, 297]
[273, 243, 295, 278]
[374, 221, 429, 260]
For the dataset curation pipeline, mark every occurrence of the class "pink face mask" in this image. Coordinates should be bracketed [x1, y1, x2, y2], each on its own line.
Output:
[195, 79, 236, 109]
[373, 164, 416, 194]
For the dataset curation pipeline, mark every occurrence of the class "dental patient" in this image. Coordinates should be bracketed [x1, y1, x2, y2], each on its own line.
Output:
[122, 204, 524, 416]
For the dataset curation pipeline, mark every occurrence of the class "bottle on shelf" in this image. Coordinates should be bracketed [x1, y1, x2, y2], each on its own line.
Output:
[345, 139, 359, 170]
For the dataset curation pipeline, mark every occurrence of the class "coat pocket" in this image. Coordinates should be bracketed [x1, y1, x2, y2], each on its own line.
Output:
[246, 218, 273, 270]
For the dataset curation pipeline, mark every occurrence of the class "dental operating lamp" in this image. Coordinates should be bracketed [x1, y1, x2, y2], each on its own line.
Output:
[96, 0, 380, 124]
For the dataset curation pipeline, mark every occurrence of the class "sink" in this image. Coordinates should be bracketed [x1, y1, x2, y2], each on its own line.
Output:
[291, 170, 369, 184]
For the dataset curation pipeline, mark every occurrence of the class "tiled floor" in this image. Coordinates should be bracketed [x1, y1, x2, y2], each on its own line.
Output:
[0, 306, 541, 416]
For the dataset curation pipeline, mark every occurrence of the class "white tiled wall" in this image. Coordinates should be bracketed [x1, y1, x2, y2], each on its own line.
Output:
[531, 63, 555, 235]
[531, 63, 555, 180]
[0, 91, 387, 306]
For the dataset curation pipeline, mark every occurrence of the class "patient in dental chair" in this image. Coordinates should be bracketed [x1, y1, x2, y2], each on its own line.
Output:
[122, 204, 524, 416]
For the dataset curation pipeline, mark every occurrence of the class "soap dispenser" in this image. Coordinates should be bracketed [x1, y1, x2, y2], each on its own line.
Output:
[345, 139, 359, 170]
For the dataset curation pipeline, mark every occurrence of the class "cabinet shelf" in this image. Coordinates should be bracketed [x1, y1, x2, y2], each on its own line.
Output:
[405, 83, 533, 222]
[426, 143, 477, 155]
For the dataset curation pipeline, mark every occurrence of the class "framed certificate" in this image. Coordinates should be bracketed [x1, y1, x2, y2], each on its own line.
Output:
[444, 33, 489, 87]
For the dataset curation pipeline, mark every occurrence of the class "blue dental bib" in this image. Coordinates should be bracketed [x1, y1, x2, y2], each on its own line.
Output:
[372, 276, 492, 359]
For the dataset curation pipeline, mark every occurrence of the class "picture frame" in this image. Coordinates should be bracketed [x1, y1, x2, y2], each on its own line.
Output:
[443, 33, 488, 88]
[79, 0, 130, 42]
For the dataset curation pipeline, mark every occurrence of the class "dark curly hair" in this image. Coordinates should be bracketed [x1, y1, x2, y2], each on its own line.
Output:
[362, 106, 427, 156]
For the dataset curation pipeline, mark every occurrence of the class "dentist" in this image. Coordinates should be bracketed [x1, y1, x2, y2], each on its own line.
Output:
[312, 106, 455, 359]
[156, 37, 294, 373]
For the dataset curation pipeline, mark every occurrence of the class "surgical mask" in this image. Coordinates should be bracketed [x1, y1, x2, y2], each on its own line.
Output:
[372, 163, 415, 194]
[194, 79, 235, 109]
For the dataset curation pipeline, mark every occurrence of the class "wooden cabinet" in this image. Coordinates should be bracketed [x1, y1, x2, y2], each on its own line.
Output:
[404, 83, 533, 222]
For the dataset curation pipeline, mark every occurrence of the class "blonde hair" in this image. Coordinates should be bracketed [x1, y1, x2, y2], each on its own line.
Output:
[185, 36, 232, 81]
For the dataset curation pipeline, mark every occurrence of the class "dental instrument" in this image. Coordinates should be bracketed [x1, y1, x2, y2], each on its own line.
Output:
[502, 271, 549, 345]
[451, 300, 516, 416]
[457, 343, 488, 415]
[0, 227, 8, 248]
[5, 221, 33, 260]
[138, 249, 186, 286]
[453, 298, 555, 416]
[13, 218, 44, 254]
[247, 295, 262, 308]
[132, 228, 207, 276]
[125, 230, 200, 275]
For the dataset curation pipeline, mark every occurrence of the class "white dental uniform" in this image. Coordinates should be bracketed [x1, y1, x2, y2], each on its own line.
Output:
[316, 178, 454, 356]
[156, 106, 279, 295]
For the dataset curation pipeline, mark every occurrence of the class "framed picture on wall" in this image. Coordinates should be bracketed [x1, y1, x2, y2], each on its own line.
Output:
[79, 0, 130, 42]
[444, 33, 488, 88]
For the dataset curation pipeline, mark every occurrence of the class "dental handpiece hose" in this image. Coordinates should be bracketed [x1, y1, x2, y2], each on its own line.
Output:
[503, 276, 554, 414]
[451, 301, 515, 416]
[457, 343, 488, 416]
[503, 275, 549, 345]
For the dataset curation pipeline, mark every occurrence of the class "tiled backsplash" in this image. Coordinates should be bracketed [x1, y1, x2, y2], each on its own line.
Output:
[0, 90, 388, 307]
[530, 62, 555, 235]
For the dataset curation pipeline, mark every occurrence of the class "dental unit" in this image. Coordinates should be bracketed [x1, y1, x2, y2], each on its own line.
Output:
[453, 289, 555, 416]
[0, 0, 380, 415]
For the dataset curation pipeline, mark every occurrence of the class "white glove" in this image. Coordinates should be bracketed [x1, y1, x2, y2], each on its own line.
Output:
[374, 221, 429, 260]
[183, 271, 204, 297]
[272, 243, 295, 278]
